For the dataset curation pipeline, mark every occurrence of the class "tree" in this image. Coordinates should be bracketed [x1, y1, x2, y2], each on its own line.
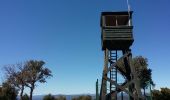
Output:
[56, 95, 66, 100]
[133, 56, 154, 96]
[161, 88, 170, 100]
[3, 60, 52, 100]
[4, 63, 27, 100]
[72, 95, 92, 100]
[43, 94, 55, 100]
[152, 88, 170, 100]
[0, 82, 18, 100]
[24, 60, 52, 100]
[152, 89, 162, 100]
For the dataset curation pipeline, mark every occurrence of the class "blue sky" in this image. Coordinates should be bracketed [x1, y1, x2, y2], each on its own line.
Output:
[0, 0, 170, 95]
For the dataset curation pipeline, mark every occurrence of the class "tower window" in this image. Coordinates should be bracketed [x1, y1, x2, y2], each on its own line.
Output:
[104, 15, 130, 26]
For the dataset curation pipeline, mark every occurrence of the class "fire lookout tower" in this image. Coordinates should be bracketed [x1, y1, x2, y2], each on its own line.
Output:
[101, 11, 133, 50]
[99, 11, 144, 100]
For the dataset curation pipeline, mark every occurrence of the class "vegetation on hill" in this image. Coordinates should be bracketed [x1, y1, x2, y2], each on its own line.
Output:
[22, 93, 29, 100]
[72, 95, 92, 100]
[43, 94, 56, 100]
[0, 82, 18, 100]
[43, 94, 66, 100]
[3, 60, 52, 100]
[56, 95, 66, 100]
[152, 87, 170, 100]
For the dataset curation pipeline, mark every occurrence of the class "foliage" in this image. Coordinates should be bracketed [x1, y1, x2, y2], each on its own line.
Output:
[72, 95, 92, 100]
[0, 82, 18, 100]
[24, 60, 52, 100]
[4, 63, 27, 100]
[152, 87, 170, 100]
[116, 56, 154, 90]
[43, 94, 56, 100]
[22, 93, 29, 100]
[3, 60, 52, 100]
[133, 56, 154, 88]
[56, 95, 66, 100]
[152, 89, 162, 100]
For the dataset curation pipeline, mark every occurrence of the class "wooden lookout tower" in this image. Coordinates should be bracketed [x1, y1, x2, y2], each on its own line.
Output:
[99, 11, 144, 100]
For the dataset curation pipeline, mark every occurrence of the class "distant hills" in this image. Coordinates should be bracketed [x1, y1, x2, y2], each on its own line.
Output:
[18, 94, 95, 100]
[18, 93, 144, 100]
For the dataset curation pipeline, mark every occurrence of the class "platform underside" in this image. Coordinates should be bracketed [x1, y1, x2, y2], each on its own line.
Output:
[102, 39, 134, 50]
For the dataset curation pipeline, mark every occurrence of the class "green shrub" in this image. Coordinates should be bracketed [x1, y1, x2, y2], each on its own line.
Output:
[72, 95, 92, 100]
[152, 88, 170, 100]
[0, 82, 18, 100]
[22, 93, 29, 100]
[56, 95, 66, 100]
[43, 94, 55, 100]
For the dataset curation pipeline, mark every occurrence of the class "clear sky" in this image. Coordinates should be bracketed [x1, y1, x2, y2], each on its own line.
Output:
[0, 0, 170, 95]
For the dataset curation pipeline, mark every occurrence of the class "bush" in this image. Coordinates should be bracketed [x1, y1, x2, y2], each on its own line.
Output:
[152, 87, 170, 100]
[43, 94, 55, 100]
[22, 93, 29, 100]
[0, 82, 18, 100]
[56, 95, 66, 100]
[72, 95, 92, 100]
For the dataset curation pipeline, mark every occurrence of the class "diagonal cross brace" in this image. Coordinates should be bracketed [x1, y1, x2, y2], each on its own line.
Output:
[106, 52, 130, 73]
[104, 77, 136, 98]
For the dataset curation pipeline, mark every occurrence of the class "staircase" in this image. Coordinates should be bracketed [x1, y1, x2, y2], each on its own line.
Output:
[109, 50, 118, 100]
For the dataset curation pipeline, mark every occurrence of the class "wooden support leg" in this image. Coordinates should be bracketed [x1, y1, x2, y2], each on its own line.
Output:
[101, 49, 109, 100]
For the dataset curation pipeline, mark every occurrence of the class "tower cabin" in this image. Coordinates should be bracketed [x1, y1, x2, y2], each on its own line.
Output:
[101, 11, 134, 50]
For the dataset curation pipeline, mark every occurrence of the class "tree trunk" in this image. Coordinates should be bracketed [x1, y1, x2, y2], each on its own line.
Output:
[29, 88, 33, 100]
[143, 87, 146, 97]
[20, 85, 24, 100]
[129, 84, 135, 100]
[29, 84, 35, 100]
